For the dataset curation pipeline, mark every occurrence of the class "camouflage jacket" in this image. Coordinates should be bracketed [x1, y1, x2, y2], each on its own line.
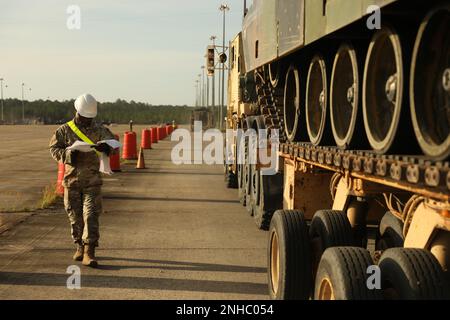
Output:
[49, 119, 116, 188]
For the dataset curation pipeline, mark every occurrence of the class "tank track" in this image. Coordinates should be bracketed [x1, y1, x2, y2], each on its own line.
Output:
[251, 70, 449, 200]
[280, 143, 450, 201]
[254, 70, 287, 143]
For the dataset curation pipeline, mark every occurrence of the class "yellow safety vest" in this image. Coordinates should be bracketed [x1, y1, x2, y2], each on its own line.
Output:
[67, 120, 100, 156]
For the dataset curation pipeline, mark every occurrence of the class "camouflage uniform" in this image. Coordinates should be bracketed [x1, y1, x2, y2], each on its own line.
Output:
[49, 119, 115, 247]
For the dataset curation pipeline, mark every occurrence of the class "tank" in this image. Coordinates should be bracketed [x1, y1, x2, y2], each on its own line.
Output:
[239, 0, 449, 159]
[225, 0, 450, 301]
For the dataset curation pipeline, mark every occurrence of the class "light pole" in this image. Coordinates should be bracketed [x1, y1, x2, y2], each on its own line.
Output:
[219, 4, 229, 131]
[0, 78, 4, 122]
[198, 74, 202, 107]
[21, 83, 25, 122]
[210, 36, 216, 116]
[201, 66, 206, 107]
[195, 80, 199, 107]
[205, 61, 209, 108]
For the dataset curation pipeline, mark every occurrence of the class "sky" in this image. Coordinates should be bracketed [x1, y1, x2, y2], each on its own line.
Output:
[0, 0, 244, 105]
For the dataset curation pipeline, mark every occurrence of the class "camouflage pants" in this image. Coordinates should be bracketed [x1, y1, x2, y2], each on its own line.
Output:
[64, 186, 102, 247]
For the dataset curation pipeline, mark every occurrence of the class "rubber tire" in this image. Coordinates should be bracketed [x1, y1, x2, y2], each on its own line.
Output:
[225, 171, 238, 189]
[238, 163, 246, 206]
[253, 173, 273, 231]
[379, 248, 449, 300]
[314, 247, 382, 300]
[253, 173, 283, 231]
[377, 211, 404, 250]
[245, 163, 254, 216]
[238, 119, 247, 206]
[309, 210, 354, 248]
[251, 115, 283, 230]
[268, 210, 313, 300]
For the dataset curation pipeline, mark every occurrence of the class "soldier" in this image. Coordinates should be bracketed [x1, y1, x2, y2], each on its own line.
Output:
[49, 93, 116, 268]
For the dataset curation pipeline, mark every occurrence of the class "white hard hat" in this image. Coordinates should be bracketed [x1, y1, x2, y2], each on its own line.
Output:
[74, 93, 97, 118]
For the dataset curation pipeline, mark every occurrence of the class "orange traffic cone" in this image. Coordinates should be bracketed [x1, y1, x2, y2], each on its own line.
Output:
[136, 147, 146, 169]
[56, 162, 65, 196]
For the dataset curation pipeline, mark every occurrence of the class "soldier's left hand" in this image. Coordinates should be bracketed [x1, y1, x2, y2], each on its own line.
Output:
[93, 143, 111, 156]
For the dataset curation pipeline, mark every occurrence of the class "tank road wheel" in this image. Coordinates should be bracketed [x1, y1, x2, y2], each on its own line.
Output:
[306, 55, 332, 146]
[379, 248, 449, 300]
[314, 247, 382, 300]
[363, 27, 406, 154]
[284, 65, 302, 142]
[331, 44, 364, 149]
[410, 5, 450, 160]
[309, 210, 354, 274]
[376, 211, 404, 251]
[269, 61, 281, 88]
[268, 210, 312, 300]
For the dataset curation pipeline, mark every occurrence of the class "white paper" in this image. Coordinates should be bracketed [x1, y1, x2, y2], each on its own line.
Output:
[66, 141, 95, 153]
[98, 139, 122, 150]
[99, 153, 113, 175]
[66, 139, 122, 175]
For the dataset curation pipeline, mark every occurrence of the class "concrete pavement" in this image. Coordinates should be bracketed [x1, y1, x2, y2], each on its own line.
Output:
[0, 133, 268, 299]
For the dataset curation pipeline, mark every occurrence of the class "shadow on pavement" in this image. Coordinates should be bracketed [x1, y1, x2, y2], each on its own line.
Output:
[97, 257, 267, 273]
[0, 271, 267, 295]
[103, 195, 239, 204]
[123, 171, 223, 176]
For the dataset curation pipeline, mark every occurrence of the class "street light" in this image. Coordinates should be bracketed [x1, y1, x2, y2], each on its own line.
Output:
[0, 78, 4, 122]
[219, 4, 230, 131]
[198, 73, 202, 107]
[21, 83, 25, 122]
[210, 36, 217, 114]
[195, 80, 200, 107]
[201, 66, 206, 107]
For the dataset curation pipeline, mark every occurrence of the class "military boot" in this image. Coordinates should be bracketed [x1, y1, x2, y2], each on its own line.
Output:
[82, 245, 98, 268]
[73, 244, 84, 261]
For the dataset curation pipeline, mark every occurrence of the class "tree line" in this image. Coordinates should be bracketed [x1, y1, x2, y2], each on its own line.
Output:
[0, 98, 195, 124]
